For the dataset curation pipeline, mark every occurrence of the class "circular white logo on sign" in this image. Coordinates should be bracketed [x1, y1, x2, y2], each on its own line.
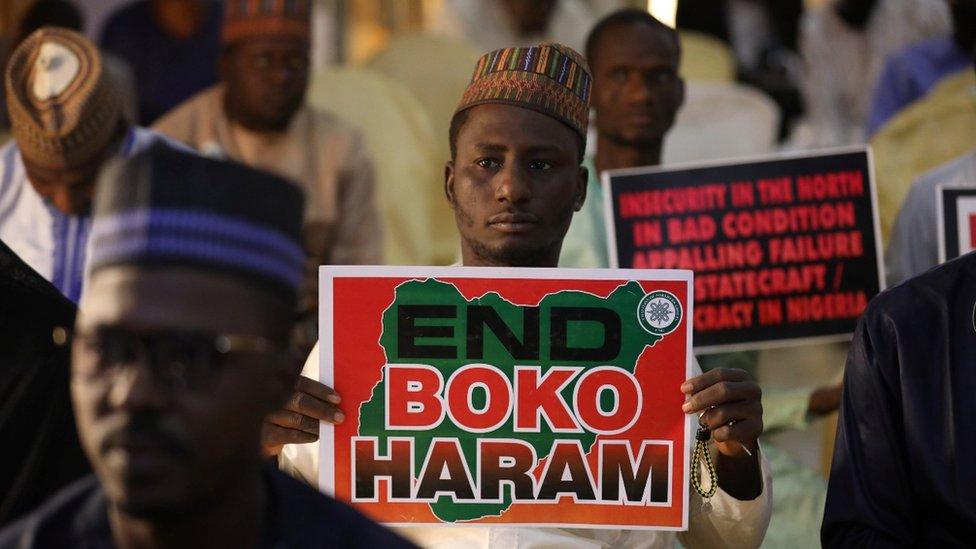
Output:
[31, 41, 81, 101]
[638, 290, 683, 336]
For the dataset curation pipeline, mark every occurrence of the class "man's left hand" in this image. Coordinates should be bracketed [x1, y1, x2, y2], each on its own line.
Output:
[681, 367, 763, 457]
[680, 368, 764, 500]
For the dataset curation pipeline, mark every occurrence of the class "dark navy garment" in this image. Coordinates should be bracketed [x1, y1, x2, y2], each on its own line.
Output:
[99, 0, 223, 125]
[0, 467, 418, 548]
[0, 240, 88, 528]
[822, 252, 976, 547]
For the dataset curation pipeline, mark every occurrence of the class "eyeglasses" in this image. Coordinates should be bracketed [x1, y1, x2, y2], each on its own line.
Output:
[55, 326, 288, 392]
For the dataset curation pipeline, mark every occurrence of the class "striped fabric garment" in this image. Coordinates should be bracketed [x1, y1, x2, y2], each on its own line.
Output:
[0, 127, 180, 302]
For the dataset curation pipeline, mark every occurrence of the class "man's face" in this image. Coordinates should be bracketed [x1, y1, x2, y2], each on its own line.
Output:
[590, 23, 684, 148]
[221, 37, 309, 133]
[72, 267, 289, 518]
[22, 155, 104, 216]
[446, 104, 586, 266]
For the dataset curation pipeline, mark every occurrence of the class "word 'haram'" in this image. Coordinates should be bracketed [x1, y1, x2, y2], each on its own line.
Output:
[352, 437, 671, 505]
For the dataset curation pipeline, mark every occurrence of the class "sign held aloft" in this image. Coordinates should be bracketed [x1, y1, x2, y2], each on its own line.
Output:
[319, 266, 693, 530]
[603, 148, 884, 353]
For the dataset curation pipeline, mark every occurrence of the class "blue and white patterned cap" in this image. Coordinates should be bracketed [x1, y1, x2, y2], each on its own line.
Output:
[89, 144, 306, 301]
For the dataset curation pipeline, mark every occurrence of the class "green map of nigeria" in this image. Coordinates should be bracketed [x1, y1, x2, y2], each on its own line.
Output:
[357, 278, 666, 522]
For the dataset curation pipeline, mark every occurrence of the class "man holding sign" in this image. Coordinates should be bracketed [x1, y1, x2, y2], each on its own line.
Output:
[279, 40, 770, 547]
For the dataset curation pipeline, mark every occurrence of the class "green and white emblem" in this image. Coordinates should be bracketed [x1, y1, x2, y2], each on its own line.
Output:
[638, 290, 682, 336]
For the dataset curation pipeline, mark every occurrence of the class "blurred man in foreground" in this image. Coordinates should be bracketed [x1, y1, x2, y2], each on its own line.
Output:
[0, 145, 414, 548]
[281, 41, 772, 548]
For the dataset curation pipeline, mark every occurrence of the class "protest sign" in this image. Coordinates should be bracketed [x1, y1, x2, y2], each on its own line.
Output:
[937, 186, 976, 263]
[319, 266, 693, 530]
[603, 148, 883, 353]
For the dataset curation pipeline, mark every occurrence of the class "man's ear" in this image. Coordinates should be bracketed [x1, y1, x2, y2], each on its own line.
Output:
[444, 160, 457, 206]
[574, 164, 588, 212]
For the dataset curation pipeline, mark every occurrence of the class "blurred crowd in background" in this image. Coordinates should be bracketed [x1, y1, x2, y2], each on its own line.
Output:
[2, 0, 971, 264]
[1, 1, 974, 547]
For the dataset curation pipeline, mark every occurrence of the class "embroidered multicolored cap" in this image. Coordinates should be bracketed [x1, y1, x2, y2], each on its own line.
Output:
[454, 43, 592, 140]
[222, 0, 312, 45]
[5, 27, 121, 170]
[88, 144, 306, 301]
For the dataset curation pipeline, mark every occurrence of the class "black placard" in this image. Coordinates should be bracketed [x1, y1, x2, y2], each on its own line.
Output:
[938, 186, 976, 263]
[604, 148, 884, 353]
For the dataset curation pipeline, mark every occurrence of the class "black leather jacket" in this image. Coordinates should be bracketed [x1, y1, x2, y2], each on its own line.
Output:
[0, 240, 89, 527]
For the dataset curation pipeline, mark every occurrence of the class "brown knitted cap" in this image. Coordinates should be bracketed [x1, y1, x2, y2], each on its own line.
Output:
[222, 0, 312, 46]
[5, 27, 121, 170]
[454, 43, 592, 140]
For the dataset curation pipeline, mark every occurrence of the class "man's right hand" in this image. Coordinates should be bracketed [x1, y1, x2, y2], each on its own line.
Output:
[262, 375, 343, 457]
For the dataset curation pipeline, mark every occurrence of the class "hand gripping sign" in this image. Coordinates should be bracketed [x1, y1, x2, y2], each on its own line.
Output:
[319, 266, 693, 530]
